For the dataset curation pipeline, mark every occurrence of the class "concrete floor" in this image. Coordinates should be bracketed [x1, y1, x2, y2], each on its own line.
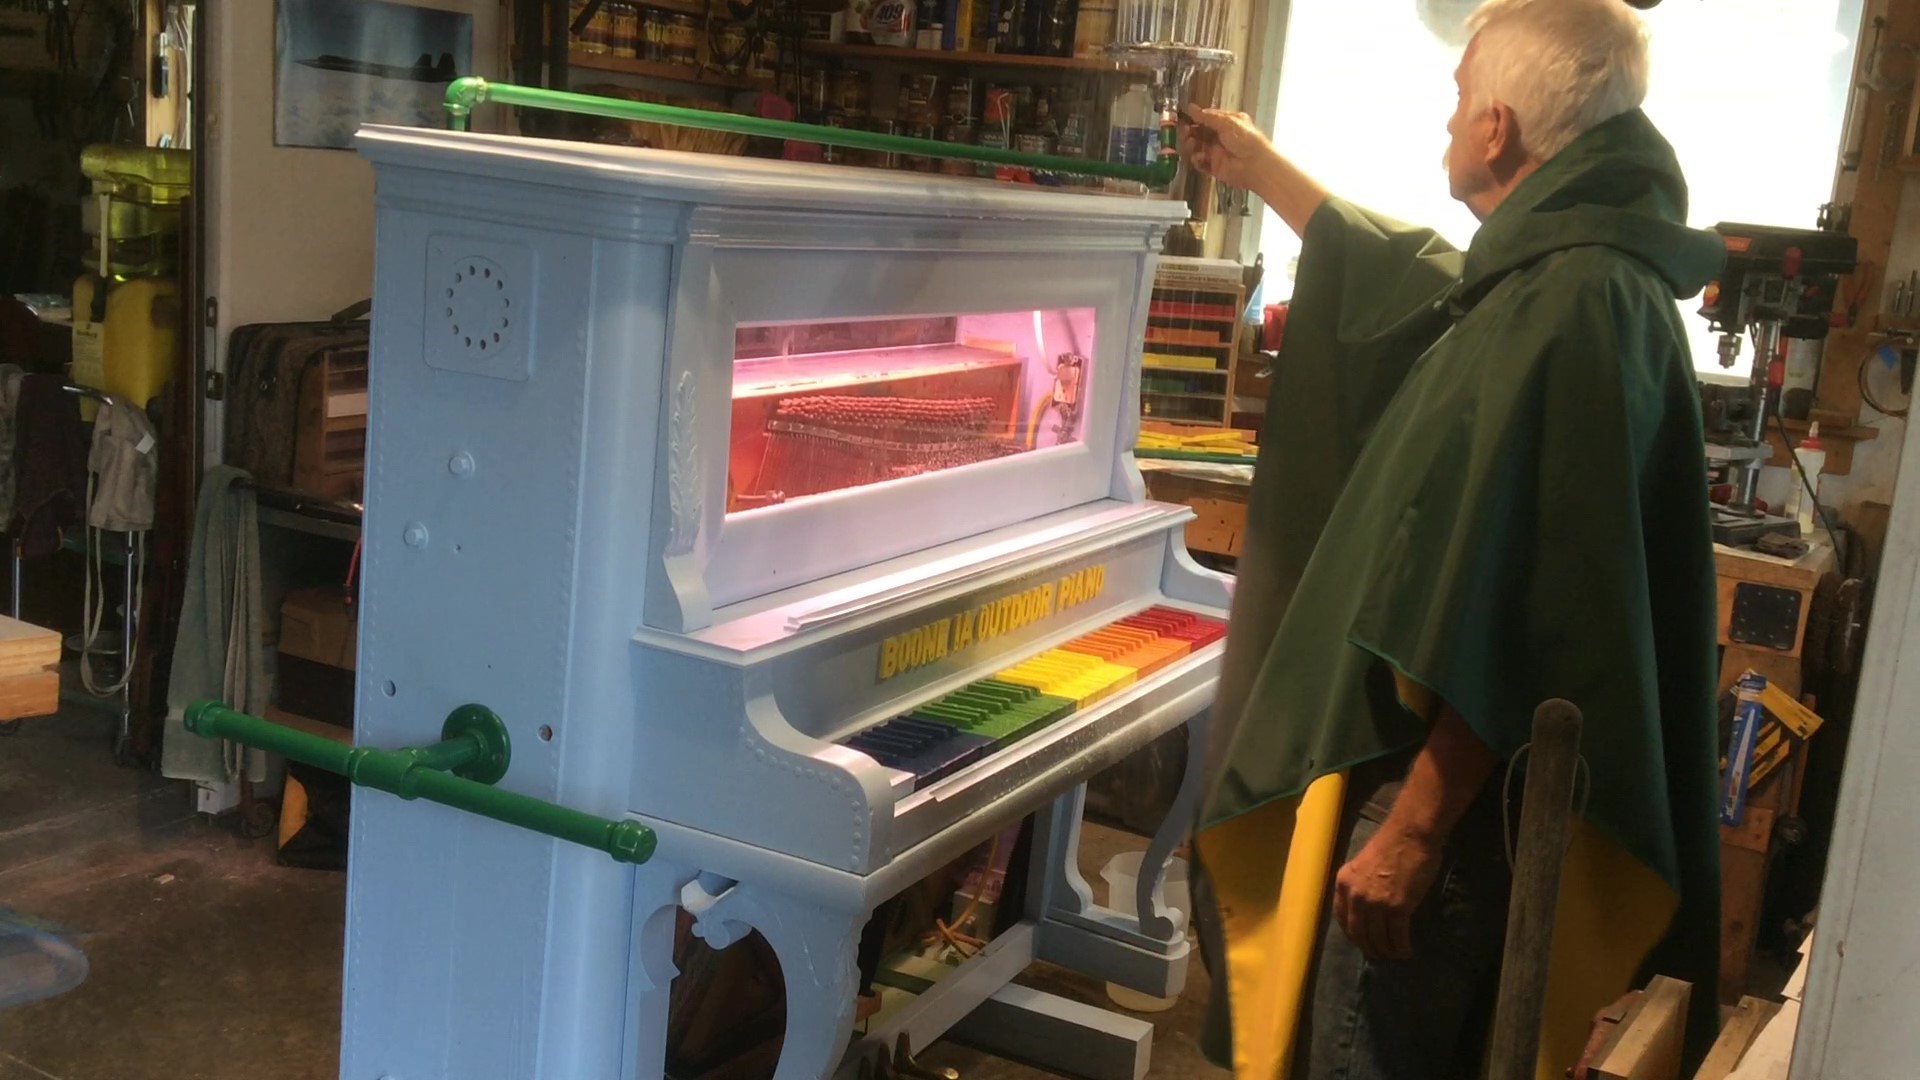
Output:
[0, 702, 1225, 1080]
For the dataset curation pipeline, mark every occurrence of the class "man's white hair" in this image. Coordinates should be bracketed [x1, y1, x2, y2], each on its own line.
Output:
[1464, 0, 1650, 162]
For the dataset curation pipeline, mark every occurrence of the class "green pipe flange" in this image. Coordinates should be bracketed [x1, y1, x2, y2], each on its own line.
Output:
[440, 703, 512, 785]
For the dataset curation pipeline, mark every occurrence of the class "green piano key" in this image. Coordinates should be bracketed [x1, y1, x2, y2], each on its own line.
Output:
[946, 690, 1020, 714]
[917, 701, 993, 724]
[964, 680, 1036, 704]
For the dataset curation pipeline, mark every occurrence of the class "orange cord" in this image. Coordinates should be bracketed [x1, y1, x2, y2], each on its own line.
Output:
[922, 833, 1002, 959]
[1025, 397, 1052, 450]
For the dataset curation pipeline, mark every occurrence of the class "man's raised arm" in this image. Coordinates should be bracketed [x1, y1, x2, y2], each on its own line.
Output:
[1181, 106, 1330, 239]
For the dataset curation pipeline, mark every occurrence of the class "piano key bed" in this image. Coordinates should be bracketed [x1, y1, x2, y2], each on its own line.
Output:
[843, 606, 1225, 794]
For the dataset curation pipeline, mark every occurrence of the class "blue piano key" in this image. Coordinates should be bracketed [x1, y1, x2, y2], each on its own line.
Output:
[901, 730, 997, 789]
[889, 716, 956, 738]
[857, 727, 938, 751]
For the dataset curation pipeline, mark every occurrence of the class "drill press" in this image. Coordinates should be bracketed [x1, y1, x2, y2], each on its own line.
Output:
[1697, 222, 1856, 545]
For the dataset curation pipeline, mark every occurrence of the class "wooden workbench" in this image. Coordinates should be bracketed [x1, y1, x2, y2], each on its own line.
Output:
[1713, 541, 1835, 699]
[1712, 540, 1835, 1005]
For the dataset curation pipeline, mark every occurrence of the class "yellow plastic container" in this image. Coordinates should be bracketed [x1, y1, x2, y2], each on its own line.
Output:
[71, 274, 179, 416]
[79, 145, 192, 207]
[70, 144, 189, 418]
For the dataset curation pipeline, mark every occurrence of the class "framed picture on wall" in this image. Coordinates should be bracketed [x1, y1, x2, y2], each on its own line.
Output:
[275, 0, 474, 149]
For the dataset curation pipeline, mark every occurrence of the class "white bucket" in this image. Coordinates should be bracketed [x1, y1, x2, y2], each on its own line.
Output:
[1100, 851, 1190, 1012]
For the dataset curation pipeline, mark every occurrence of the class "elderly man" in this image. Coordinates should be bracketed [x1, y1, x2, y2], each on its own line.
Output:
[1181, 1, 1724, 1077]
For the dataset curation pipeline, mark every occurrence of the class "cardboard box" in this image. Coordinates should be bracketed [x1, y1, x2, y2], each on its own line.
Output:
[279, 587, 357, 670]
[0, 615, 60, 721]
[1142, 468, 1251, 559]
[278, 588, 357, 729]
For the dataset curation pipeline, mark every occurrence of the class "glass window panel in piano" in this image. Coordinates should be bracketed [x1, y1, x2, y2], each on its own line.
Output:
[727, 308, 1097, 513]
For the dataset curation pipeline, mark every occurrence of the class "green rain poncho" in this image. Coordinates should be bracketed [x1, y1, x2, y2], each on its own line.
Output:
[1193, 109, 1726, 1079]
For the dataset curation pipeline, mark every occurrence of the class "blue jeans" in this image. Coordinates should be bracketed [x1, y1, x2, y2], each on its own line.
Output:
[1291, 767, 1513, 1080]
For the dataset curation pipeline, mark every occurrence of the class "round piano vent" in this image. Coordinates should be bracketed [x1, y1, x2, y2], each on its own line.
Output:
[443, 256, 514, 359]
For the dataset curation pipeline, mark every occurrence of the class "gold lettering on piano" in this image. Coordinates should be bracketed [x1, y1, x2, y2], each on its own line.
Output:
[975, 582, 1054, 644]
[1057, 564, 1105, 612]
[878, 620, 953, 680]
[875, 563, 1110, 682]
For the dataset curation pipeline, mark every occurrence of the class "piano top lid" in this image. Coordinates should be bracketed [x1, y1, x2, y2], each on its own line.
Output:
[635, 499, 1195, 662]
[355, 125, 1195, 228]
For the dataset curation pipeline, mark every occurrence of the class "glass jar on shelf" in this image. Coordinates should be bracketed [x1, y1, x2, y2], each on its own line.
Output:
[830, 68, 872, 115]
[945, 76, 976, 125]
[572, 0, 612, 53]
[644, 7, 672, 61]
[751, 32, 781, 79]
[801, 68, 831, 120]
[718, 22, 751, 74]
[609, 2, 639, 57]
[1012, 94, 1056, 156]
[666, 13, 699, 66]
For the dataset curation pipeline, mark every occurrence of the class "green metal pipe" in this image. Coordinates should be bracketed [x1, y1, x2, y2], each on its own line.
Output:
[183, 700, 656, 865]
[408, 733, 485, 774]
[443, 77, 1180, 190]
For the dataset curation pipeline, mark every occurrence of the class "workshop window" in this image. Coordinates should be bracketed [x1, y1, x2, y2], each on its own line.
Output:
[1254, 0, 1861, 378]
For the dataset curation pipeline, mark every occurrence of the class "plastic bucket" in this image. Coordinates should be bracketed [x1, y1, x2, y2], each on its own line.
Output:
[1100, 851, 1189, 1011]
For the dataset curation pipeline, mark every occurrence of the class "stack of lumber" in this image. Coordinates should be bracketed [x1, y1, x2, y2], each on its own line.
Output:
[1713, 932, 1813, 1080]
[1136, 422, 1258, 459]
[1582, 976, 1693, 1080]
[0, 615, 60, 720]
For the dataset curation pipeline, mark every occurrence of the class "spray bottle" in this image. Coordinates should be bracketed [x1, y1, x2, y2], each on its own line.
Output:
[1783, 422, 1827, 535]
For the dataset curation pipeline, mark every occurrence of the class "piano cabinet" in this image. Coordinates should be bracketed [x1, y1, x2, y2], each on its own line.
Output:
[347, 124, 1229, 1080]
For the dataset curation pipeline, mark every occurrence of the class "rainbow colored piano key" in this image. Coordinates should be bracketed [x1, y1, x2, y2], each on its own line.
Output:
[842, 606, 1226, 791]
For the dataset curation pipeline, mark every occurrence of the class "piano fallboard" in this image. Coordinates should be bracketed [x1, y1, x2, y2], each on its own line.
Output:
[629, 500, 1227, 873]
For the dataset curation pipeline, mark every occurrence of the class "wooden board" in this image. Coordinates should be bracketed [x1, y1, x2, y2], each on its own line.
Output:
[0, 615, 61, 679]
[1713, 543, 1835, 593]
[1756, 415, 1869, 476]
[0, 669, 59, 721]
[1720, 803, 1777, 856]
[265, 704, 352, 745]
[1719, 767, 1795, 1004]
[1716, 646, 1804, 700]
[1695, 997, 1782, 1080]
[1591, 975, 1692, 1080]
[1725, 998, 1799, 1080]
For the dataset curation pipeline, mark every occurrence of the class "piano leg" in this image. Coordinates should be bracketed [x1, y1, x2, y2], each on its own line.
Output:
[1031, 783, 1098, 921]
[678, 873, 868, 1080]
[625, 858, 697, 1080]
[1135, 713, 1207, 941]
[1028, 719, 1204, 998]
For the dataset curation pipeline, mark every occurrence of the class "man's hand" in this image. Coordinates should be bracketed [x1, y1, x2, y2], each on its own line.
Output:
[1332, 821, 1444, 962]
[1180, 107, 1278, 191]
[1331, 705, 1500, 962]
[1179, 106, 1329, 239]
